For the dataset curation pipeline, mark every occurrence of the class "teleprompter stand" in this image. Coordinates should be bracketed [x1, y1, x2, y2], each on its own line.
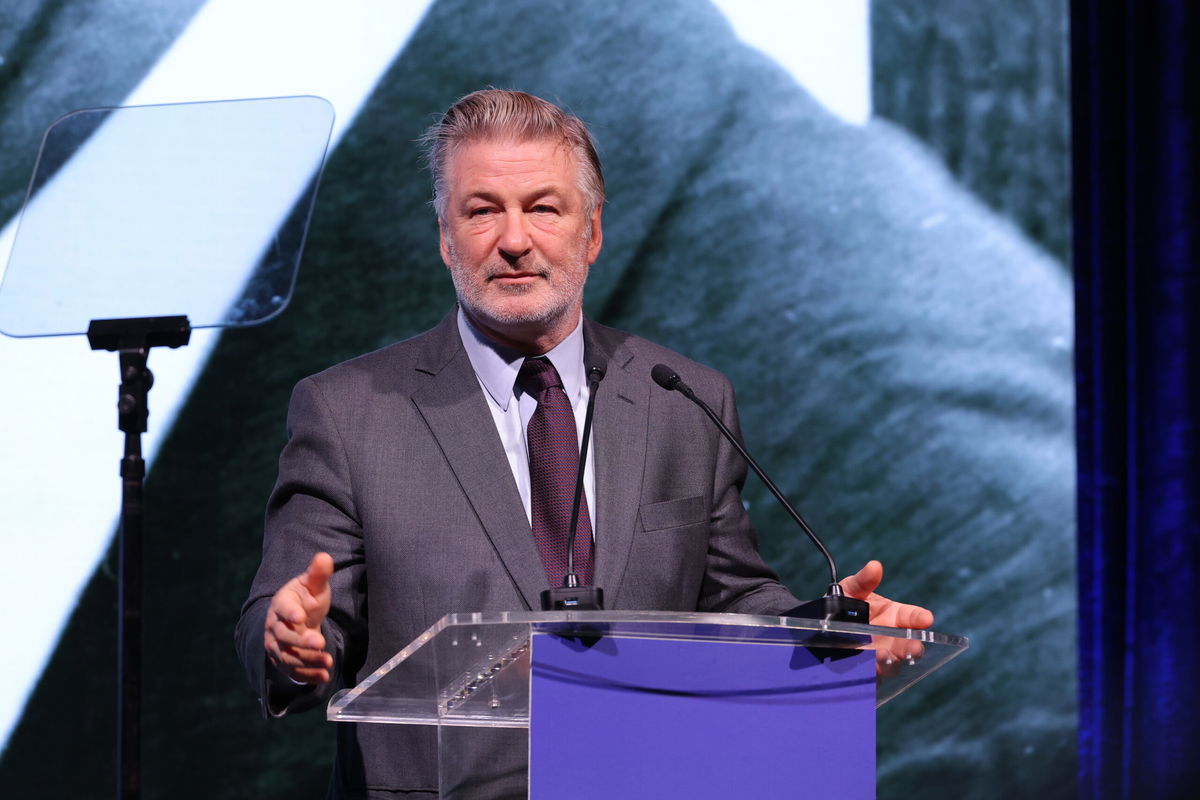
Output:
[0, 97, 335, 799]
[87, 315, 191, 800]
[329, 611, 969, 799]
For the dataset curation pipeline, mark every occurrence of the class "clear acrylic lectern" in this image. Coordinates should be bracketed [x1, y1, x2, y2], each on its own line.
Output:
[329, 611, 968, 799]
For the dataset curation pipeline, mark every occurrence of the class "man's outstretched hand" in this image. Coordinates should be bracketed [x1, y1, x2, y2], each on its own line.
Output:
[840, 560, 934, 676]
[265, 552, 335, 685]
[840, 560, 934, 629]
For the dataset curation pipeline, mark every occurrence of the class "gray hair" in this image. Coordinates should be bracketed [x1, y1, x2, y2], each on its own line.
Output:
[421, 89, 605, 219]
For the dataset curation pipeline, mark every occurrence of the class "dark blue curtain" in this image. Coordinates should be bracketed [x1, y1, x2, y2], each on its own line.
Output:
[1073, 1, 1200, 797]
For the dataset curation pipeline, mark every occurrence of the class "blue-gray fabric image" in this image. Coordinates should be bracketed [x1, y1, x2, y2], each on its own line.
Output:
[0, 1, 1073, 797]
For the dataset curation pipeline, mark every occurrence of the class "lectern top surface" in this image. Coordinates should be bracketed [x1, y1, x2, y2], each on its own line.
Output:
[328, 610, 968, 727]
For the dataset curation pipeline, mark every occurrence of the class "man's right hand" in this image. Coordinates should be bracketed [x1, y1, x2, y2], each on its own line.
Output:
[265, 552, 335, 685]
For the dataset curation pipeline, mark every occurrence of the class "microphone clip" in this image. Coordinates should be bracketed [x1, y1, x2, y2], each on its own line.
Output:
[784, 583, 869, 623]
[541, 581, 604, 611]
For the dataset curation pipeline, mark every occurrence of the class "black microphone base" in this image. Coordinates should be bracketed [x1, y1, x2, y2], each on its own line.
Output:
[785, 594, 870, 623]
[541, 585, 604, 611]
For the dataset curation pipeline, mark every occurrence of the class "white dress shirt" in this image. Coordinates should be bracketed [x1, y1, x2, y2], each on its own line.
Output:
[456, 308, 597, 534]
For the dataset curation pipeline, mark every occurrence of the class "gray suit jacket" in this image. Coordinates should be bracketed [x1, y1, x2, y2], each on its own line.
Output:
[235, 311, 798, 797]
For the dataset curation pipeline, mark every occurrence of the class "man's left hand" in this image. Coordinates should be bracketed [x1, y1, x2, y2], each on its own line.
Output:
[840, 560, 933, 629]
[840, 560, 933, 676]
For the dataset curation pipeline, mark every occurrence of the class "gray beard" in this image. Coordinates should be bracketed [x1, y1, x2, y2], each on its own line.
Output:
[446, 248, 587, 330]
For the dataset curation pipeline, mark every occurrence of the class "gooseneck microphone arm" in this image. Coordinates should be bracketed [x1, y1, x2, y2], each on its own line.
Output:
[564, 365, 605, 587]
[650, 363, 847, 598]
[540, 365, 606, 610]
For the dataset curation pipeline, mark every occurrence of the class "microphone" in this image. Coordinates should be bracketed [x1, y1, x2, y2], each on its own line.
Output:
[650, 363, 869, 623]
[541, 365, 606, 611]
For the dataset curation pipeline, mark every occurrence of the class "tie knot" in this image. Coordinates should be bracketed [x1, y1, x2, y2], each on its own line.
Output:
[517, 357, 563, 396]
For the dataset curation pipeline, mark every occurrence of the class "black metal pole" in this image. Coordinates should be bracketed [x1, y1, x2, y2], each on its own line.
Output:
[116, 349, 149, 800]
[88, 316, 189, 800]
[118, 446, 144, 799]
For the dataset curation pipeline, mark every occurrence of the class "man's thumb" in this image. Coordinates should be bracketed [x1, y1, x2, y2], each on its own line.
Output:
[299, 552, 334, 596]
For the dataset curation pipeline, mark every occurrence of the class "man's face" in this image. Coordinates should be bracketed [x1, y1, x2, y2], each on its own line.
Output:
[439, 137, 603, 353]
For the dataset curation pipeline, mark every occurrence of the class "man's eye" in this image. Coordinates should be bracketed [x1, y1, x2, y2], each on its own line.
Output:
[468, 208, 493, 217]
[532, 204, 557, 214]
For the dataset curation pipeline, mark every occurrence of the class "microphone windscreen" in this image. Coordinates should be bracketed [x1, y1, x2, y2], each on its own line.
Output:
[651, 363, 680, 391]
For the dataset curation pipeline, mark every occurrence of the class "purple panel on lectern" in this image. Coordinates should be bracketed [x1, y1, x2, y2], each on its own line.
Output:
[529, 633, 875, 799]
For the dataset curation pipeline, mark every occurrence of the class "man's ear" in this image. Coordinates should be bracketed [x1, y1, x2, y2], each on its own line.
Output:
[586, 205, 604, 265]
[438, 217, 452, 268]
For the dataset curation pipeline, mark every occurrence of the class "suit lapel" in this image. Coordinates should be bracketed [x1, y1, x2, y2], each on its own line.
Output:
[586, 321, 649, 609]
[409, 314, 546, 610]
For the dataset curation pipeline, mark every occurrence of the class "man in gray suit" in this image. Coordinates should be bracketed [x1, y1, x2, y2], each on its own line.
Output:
[236, 89, 930, 798]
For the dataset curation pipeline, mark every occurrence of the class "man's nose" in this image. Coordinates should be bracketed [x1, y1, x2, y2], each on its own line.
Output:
[497, 211, 533, 258]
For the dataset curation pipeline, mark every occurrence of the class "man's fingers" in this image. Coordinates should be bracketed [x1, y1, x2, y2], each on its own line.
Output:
[267, 615, 326, 651]
[874, 638, 926, 677]
[267, 641, 331, 685]
[896, 603, 935, 629]
[866, 597, 935, 630]
[267, 581, 309, 625]
[267, 591, 322, 641]
[266, 623, 333, 686]
[270, 643, 334, 671]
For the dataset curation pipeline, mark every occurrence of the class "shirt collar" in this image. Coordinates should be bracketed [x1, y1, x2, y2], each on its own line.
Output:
[457, 307, 586, 412]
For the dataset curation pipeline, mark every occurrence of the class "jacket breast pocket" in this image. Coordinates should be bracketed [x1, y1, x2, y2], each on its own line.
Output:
[639, 495, 707, 532]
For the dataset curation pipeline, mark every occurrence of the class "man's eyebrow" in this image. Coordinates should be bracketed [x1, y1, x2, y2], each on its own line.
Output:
[525, 185, 567, 200]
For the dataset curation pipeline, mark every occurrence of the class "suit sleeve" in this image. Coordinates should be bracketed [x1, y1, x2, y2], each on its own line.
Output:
[233, 376, 368, 717]
[696, 375, 802, 616]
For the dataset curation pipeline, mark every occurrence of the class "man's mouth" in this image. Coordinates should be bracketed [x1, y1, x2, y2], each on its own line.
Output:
[488, 269, 547, 283]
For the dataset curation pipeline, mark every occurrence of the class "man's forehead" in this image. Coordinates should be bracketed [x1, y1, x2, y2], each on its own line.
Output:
[446, 136, 579, 182]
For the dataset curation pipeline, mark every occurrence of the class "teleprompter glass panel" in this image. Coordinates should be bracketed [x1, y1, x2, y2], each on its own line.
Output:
[0, 95, 334, 337]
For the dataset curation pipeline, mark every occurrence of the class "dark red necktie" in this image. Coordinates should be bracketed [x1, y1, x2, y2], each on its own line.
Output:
[517, 357, 593, 585]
